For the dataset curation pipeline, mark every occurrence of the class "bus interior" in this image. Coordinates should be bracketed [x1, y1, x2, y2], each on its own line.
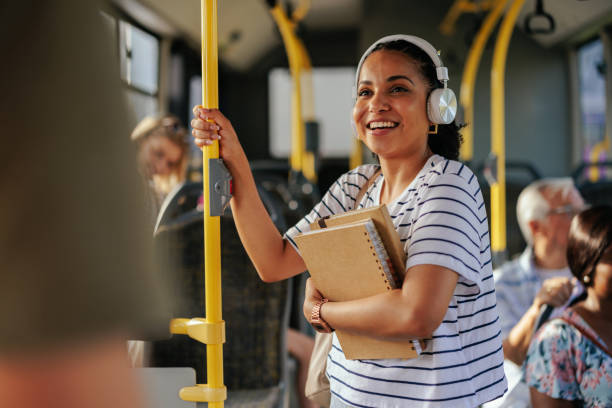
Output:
[95, 0, 612, 406]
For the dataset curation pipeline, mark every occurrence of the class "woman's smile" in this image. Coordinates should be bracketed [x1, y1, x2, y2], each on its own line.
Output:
[353, 49, 431, 159]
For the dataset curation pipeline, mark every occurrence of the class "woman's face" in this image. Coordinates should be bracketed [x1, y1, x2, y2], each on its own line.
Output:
[592, 244, 612, 300]
[139, 135, 183, 178]
[353, 49, 431, 160]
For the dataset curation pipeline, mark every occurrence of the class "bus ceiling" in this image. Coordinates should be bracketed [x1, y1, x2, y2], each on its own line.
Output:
[111, 0, 362, 72]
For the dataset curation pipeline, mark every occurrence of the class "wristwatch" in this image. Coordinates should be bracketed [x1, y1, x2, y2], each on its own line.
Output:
[311, 298, 333, 333]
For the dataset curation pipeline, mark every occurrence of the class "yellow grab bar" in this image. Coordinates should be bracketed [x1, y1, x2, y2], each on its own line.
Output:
[440, 0, 496, 35]
[588, 139, 611, 181]
[490, 0, 526, 258]
[349, 139, 363, 170]
[459, 0, 509, 162]
[291, 0, 311, 24]
[201, 0, 225, 405]
[297, 34, 317, 182]
[270, 5, 305, 176]
[172, 0, 226, 405]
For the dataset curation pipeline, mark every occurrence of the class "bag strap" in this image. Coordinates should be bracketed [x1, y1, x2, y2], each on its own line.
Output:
[556, 316, 611, 357]
[355, 166, 382, 207]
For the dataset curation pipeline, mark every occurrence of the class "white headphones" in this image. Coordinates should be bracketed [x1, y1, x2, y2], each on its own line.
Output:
[354, 34, 457, 125]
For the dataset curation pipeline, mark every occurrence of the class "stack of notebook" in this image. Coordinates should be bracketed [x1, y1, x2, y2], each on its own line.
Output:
[294, 205, 424, 360]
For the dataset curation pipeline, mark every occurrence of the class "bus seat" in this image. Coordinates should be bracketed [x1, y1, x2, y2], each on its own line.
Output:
[151, 183, 292, 408]
[477, 161, 541, 261]
[573, 161, 612, 207]
[250, 161, 320, 336]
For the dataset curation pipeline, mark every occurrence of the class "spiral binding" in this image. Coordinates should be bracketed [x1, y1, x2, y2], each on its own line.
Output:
[364, 220, 399, 289]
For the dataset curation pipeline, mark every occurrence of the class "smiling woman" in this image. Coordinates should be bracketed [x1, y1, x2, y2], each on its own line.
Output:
[190, 34, 507, 408]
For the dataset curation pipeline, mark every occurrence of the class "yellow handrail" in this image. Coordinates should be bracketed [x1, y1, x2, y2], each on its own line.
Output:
[171, 0, 226, 405]
[298, 39, 318, 182]
[490, 0, 526, 258]
[201, 0, 225, 404]
[291, 0, 311, 23]
[459, 0, 509, 162]
[349, 139, 363, 170]
[588, 139, 611, 181]
[440, 0, 496, 35]
[270, 5, 305, 176]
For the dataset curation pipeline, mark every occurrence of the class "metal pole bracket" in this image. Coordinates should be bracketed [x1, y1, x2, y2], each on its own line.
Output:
[180, 384, 227, 403]
[209, 158, 233, 216]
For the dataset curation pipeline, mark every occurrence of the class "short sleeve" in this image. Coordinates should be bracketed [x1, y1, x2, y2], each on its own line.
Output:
[524, 321, 580, 401]
[284, 165, 379, 250]
[405, 170, 486, 293]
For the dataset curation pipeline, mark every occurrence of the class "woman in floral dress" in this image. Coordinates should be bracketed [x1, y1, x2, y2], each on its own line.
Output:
[524, 205, 612, 407]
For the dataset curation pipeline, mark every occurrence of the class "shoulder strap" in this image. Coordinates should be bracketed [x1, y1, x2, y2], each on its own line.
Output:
[557, 316, 611, 357]
[355, 167, 382, 207]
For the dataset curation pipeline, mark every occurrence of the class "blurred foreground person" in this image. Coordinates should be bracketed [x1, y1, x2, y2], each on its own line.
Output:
[0, 1, 170, 407]
[525, 205, 612, 407]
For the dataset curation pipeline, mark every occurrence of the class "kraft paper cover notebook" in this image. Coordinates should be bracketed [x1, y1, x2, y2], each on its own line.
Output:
[294, 209, 424, 360]
[310, 205, 406, 284]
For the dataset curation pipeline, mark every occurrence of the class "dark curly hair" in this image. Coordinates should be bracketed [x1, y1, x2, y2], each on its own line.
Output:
[566, 205, 612, 286]
[365, 40, 463, 161]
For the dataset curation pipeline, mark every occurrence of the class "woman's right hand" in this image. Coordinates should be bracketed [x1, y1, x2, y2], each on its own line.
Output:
[191, 105, 246, 171]
[534, 277, 574, 308]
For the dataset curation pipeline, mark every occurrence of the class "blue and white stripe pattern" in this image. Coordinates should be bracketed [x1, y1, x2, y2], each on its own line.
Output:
[285, 155, 507, 407]
[493, 247, 574, 339]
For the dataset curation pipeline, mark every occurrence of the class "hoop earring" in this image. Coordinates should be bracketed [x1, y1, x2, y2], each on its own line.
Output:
[428, 124, 438, 135]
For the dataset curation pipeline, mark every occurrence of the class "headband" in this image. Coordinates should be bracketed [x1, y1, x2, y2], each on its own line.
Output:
[354, 34, 450, 98]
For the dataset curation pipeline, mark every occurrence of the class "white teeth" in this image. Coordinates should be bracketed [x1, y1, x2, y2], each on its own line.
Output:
[368, 121, 397, 129]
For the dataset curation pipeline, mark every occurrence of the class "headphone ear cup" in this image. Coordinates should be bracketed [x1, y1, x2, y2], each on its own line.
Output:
[427, 88, 457, 125]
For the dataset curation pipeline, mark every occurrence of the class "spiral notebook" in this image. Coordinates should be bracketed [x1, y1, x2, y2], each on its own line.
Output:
[294, 205, 424, 360]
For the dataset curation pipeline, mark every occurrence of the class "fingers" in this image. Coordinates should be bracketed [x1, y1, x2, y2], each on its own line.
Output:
[191, 107, 235, 148]
[192, 106, 233, 130]
[539, 277, 574, 307]
[191, 118, 221, 147]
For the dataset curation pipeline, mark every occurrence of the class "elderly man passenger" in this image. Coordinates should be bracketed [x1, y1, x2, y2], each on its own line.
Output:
[487, 178, 585, 407]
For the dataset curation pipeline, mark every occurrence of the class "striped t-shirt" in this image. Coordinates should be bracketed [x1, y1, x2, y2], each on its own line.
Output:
[285, 155, 507, 407]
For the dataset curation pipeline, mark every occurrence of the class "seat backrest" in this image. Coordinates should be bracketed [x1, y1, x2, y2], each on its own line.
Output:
[150, 184, 291, 391]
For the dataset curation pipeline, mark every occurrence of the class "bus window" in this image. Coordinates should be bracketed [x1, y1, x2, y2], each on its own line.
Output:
[577, 38, 606, 163]
[268, 67, 355, 158]
[119, 21, 160, 95]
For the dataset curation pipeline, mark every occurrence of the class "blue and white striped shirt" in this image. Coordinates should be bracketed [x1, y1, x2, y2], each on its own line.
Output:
[286, 155, 507, 407]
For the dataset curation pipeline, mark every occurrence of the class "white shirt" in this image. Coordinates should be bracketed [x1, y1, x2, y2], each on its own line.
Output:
[286, 155, 507, 407]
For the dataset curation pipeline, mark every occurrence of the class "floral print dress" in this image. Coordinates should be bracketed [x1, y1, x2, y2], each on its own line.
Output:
[524, 308, 612, 407]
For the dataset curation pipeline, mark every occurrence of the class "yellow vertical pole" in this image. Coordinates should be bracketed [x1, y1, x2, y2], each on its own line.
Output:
[297, 40, 317, 182]
[169, 5, 226, 403]
[459, 0, 509, 162]
[202, 0, 224, 406]
[349, 139, 363, 170]
[270, 5, 304, 175]
[490, 0, 526, 259]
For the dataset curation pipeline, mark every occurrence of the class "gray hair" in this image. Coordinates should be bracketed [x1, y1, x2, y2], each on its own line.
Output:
[516, 178, 578, 245]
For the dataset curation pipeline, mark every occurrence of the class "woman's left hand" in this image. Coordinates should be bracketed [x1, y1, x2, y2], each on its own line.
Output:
[303, 278, 324, 323]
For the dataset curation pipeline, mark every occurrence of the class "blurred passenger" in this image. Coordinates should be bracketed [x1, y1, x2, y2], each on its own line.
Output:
[131, 114, 189, 216]
[489, 179, 585, 407]
[0, 1, 170, 407]
[524, 205, 612, 407]
[191, 34, 507, 407]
